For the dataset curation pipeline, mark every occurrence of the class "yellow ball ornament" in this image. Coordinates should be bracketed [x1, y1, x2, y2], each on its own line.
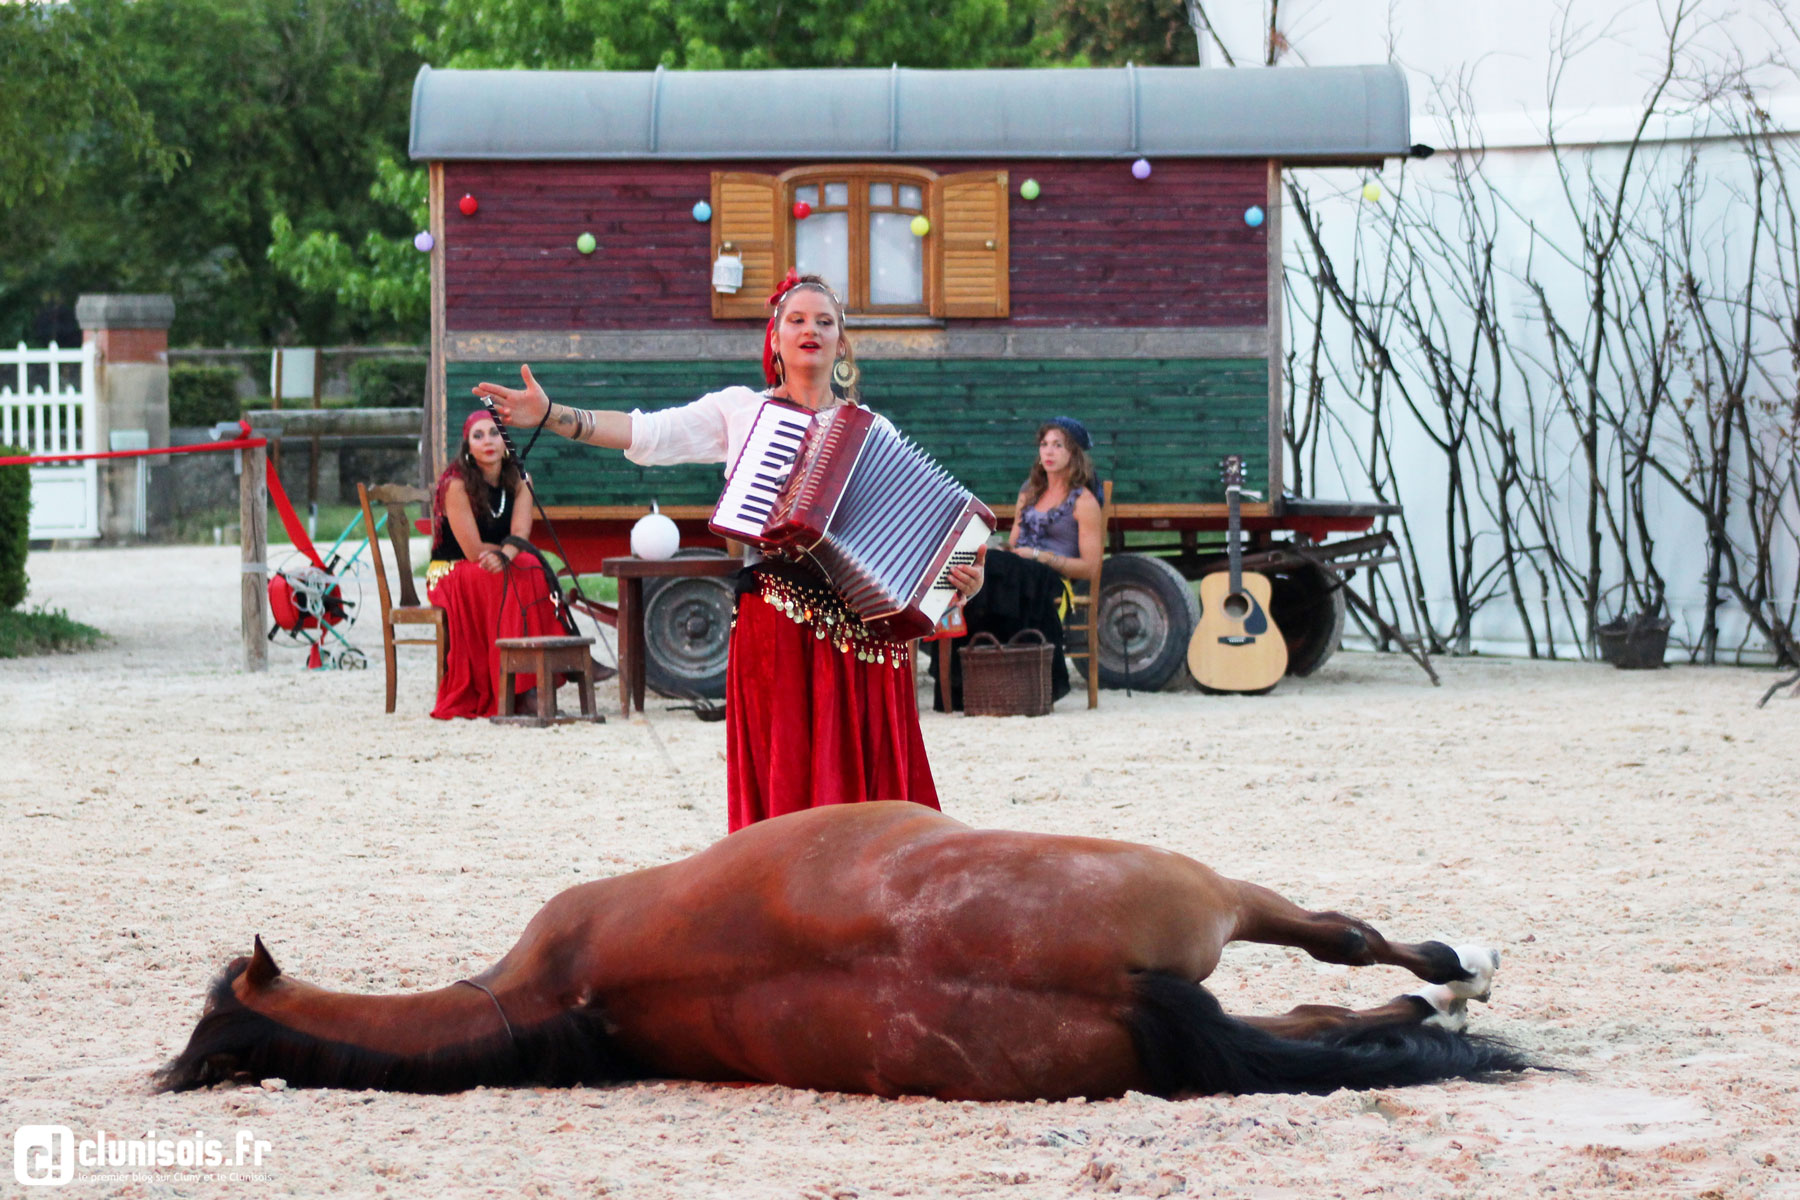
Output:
[909, 215, 930, 237]
[1361, 182, 1382, 203]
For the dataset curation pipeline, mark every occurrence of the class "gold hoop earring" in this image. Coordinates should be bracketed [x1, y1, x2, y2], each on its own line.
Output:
[831, 357, 858, 391]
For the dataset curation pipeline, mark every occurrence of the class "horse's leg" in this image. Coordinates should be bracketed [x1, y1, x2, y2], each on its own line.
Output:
[1233, 985, 1475, 1039]
[1228, 880, 1499, 1001]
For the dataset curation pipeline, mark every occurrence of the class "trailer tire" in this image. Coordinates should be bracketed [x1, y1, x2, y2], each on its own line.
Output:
[642, 549, 736, 700]
[1068, 553, 1199, 692]
[1266, 547, 1347, 677]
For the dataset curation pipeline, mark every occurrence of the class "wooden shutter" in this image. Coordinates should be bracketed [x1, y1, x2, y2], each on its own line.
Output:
[934, 171, 1010, 318]
[711, 172, 781, 319]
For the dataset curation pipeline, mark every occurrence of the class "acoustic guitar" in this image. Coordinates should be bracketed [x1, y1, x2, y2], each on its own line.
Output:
[1188, 456, 1288, 693]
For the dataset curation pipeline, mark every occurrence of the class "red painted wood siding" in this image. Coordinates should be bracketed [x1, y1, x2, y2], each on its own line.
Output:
[442, 158, 1266, 331]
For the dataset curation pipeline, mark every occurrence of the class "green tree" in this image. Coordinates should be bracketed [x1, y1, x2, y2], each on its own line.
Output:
[1040, 0, 1201, 66]
[0, 2, 176, 211]
[402, 0, 1047, 72]
[268, 155, 429, 332]
[1, 0, 423, 348]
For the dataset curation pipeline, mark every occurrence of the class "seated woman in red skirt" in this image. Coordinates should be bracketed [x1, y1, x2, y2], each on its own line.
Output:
[426, 410, 564, 719]
[473, 273, 985, 831]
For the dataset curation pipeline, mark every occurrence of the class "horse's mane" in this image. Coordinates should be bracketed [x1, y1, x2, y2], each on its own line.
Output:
[155, 960, 647, 1094]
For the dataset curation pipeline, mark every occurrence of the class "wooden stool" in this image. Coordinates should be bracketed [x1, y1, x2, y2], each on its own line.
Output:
[491, 636, 606, 726]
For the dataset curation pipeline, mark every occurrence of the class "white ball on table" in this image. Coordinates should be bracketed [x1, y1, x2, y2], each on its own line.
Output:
[630, 505, 681, 560]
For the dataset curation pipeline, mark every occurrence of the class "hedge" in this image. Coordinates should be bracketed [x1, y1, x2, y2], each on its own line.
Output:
[350, 357, 426, 408]
[169, 364, 243, 427]
[0, 444, 30, 609]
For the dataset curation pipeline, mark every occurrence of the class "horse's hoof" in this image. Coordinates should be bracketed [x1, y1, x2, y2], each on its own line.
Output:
[1444, 945, 1499, 1002]
[1411, 984, 1470, 1032]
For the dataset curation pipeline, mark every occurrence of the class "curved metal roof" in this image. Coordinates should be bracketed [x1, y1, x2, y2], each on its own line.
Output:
[410, 64, 1411, 164]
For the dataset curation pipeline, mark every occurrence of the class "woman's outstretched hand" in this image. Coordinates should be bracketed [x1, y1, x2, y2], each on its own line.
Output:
[948, 544, 987, 600]
[472, 364, 549, 428]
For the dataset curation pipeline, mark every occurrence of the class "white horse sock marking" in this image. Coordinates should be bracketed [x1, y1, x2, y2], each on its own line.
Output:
[1445, 945, 1500, 1002]
[1411, 984, 1470, 1032]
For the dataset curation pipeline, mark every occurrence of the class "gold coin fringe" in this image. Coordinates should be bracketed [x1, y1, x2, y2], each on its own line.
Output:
[738, 574, 911, 668]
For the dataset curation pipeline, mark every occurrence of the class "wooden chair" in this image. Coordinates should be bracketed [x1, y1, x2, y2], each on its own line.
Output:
[357, 483, 448, 713]
[1064, 479, 1114, 709]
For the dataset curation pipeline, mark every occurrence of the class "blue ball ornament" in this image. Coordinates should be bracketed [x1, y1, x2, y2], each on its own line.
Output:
[1131, 158, 1152, 180]
[412, 231, 435, 252]
[1244, 206, 1265, 228]
[692, 200, 712, 223]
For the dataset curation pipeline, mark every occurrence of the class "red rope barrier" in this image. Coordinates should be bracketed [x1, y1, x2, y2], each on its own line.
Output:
[0, 421, 327, 570]
[0, 436, 265, 466]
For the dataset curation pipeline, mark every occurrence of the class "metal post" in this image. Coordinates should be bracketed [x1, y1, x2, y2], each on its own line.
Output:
[241, 441, 268, 672]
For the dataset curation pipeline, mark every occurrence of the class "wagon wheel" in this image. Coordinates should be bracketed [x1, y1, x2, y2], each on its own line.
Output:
[642, 548, 735, 700]
[1073, 553, 1198, 692]
[1265, 548, 1348, 677]
[336, 647, 370, 670]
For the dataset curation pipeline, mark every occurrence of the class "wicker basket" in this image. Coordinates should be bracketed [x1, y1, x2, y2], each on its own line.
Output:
[960, 630, 1055, 717]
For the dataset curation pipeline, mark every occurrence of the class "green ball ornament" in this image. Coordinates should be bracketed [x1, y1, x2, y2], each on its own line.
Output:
[1019, 178, 1041, 201]
[909, 215, 930, 237]
[576, 232, 597, 254]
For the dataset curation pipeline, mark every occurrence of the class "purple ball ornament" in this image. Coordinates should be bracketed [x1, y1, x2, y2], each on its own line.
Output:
[1244, 206, 1266, 228]
[1131, 158, 1152, 180]
[412, 231, 435, 253]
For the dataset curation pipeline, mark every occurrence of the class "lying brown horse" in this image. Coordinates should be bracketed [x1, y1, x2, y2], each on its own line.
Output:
[159, 802, 1526, 1098]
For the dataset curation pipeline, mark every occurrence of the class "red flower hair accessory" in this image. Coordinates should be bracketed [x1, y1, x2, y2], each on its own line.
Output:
[763, 268, 803, 385]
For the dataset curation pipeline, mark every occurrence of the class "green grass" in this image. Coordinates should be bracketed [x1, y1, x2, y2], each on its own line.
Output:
[171, 504, 370, 547]
[0, 605, 105, 658]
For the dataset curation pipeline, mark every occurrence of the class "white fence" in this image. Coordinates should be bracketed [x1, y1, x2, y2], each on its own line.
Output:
[0, 341, 99, 539]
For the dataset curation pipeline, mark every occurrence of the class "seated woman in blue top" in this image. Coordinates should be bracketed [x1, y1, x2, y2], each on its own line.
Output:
[930, 417, 1104, 709]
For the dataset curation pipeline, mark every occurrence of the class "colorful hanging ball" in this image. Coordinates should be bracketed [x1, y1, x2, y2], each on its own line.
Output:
[458, 193, 478, 216]
[792, 201, 812, 220]
[1362, 182, 1382, 203]
[1131, 158, 1152, 180]
[692, 200, 712, 222]
[1244, 205, 1266, 227]
[909, 215, 931, 237]
[412, 231, 434, 253]
[576, 232, 597, 255]
[1019, 178, 1041, 201]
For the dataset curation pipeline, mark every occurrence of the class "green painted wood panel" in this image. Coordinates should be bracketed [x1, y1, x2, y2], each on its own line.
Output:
[444, 359, 1268, 509]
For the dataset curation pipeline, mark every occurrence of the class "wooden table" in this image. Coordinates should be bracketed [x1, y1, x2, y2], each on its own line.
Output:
[601, 555, 743, 716]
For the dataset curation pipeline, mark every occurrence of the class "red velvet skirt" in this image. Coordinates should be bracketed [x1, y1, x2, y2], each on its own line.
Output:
[427, 553, 562, 720]
[725, 587, 940, 834]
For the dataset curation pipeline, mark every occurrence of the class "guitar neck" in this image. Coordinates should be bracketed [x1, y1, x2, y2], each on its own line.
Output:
[1226, 484, 1243, 595]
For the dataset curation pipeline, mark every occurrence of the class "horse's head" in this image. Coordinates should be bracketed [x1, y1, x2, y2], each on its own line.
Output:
[154, 936, 289, 1092]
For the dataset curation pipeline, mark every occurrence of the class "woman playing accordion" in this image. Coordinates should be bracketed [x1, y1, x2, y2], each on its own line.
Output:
[474, 273, 984, 832]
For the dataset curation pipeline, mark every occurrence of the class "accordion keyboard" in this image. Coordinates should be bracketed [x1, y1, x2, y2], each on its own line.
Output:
[711, 401, 811, 543]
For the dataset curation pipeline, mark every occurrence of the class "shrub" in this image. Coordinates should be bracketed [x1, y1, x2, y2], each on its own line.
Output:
[350, 357, 426, 408]
[0, 444, 30, 609]
[169, 364, 243, 427]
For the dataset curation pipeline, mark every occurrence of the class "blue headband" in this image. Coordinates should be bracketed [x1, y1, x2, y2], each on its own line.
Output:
[1048, 416, 1092, 451]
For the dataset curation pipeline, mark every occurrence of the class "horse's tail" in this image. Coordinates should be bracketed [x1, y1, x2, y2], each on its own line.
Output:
[155, 944, 646, 1094]
[1126, 971, 1532, 1096]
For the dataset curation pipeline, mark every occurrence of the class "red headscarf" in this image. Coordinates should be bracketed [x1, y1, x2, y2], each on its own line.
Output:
[432, 408, 503, 538]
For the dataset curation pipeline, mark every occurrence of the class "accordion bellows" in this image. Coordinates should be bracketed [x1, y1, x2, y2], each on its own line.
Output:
[711, 401, 995, 641]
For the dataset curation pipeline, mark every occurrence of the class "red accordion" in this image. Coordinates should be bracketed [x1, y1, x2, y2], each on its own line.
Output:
[710, 401, 995, 640]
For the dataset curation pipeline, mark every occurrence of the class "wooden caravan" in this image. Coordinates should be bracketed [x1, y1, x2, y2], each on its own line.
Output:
[410, 65, 1415, 695]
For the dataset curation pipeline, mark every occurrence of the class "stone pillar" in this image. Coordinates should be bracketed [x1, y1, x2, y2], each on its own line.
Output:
[76, 294, 173, 541]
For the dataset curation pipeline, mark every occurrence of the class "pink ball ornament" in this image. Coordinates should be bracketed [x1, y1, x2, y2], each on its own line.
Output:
[1131, 158, 1152, 180]
[412, 231, 434, 253]
[792, 201, 813, 220]
[458, 193, 478, 216]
